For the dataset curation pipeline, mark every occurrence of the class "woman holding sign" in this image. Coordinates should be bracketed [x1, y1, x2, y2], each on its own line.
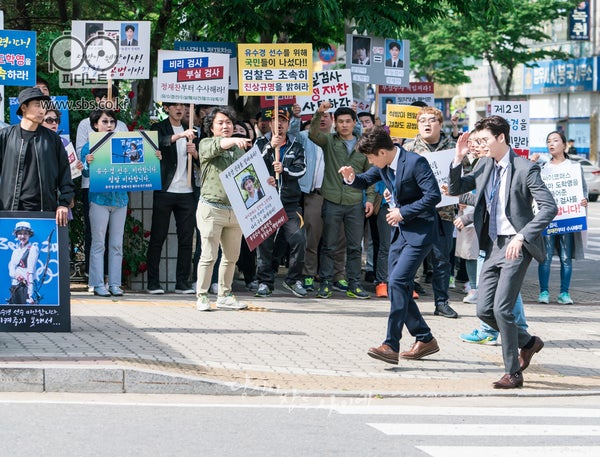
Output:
[82, 110, 128, 297]
[537, 131, 588, 305]
[195, 107, 252, 311]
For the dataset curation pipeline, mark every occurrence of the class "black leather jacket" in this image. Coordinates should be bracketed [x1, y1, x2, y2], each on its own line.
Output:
[0, 124, 74, 211]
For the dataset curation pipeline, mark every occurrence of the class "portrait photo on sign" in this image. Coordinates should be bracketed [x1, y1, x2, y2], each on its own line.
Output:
[112, 137, 144, 164]
[237, 166, 264, 209]
[121, 23, 139, 47]
[0, 217, 59, 306]
[385, 40, 404, 68]
[85, 23, 103, 42]
[352, 36, 371, 65]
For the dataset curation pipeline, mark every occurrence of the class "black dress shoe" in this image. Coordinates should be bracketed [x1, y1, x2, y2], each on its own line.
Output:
[519, 336, 544, 371]
[434, 301, 458, 318]
[414, 282, 426, 294]
[367, 344, 399, 365]
[493, 371, 523, 389]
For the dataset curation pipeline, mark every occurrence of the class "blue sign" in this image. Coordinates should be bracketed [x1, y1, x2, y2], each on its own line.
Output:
[569, 0, 590, 41]
[0, 29, 36, 86]
[522, 57, 597, 94]
[9, 96, 71, 135]
[162, 57, 209, 73]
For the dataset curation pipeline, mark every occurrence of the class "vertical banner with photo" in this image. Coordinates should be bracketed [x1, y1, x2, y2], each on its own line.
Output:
[490, 101, 529, 157]
[88, 131, 161, 192]
[541, 161, 587, 236]
[422, 149, 459, 208]
[238, 43, 313, 96]
[260, 95, 296, 120]
[174, 41, 238, 90]
[378, 82, 435, 123]
[346, 35, 410, 87]
[296, 69, 353, 116]
[156, 50, 229, 105]
[0, 212, 70, 332]
[219, 148, 288, 251]
[69, 21, 151, 79]
[385, 105, 421, 140]
[0, 29, 36, 86]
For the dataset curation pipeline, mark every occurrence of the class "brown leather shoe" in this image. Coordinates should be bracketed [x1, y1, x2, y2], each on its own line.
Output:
[367, 344, 399, 365]
[493, 371, 523, 389]
[399, 337, 440, 360]
[519, 336, 544, 371]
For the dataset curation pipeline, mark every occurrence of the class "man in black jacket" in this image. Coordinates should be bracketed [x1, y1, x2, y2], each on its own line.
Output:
[146, 102, 199, 294]
[0, 88, 74, 226]
[248, 108, 307, 297]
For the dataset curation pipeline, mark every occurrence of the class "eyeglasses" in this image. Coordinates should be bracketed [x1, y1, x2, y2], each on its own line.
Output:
[43, 117, 59, 124]
[472, 136, 496, 146]
[417, 117, 439, 125]
[101, 119, 116, 125]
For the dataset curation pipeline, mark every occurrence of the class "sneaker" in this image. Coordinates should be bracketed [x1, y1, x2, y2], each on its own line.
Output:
[255, 283, 272, 297]
[109, 286, 124, 296]
[332, 279, 349, 292]
[434, 301, 458, 318]
[449, 276, 456, 289]
[147, 284, 164, 294]
[316, 281, 333, 298]
[245, 280, 259, 292]
[94, 286, 111, 297]
[303, 276, 315, 292]
[175, 282, 195, 294]
[375, 282, 388, 298]
[216, 293, 247, 310]
[459, 328, 498, 345]
[196, 294, 211, 311]
[283, 280, 308, 297]
[557, 292, 574, 304]
[209, 283, 218, 295]
[412, 290, 419, 299]
[463, 289, 478, 304]
[347, 286, 370, 299]
[462, 282, 472, 294]
[538, 291, 550, 304]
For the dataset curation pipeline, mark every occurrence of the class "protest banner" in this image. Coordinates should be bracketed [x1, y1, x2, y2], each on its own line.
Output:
[385, 104, 421, 139]
[238, 43, 312, 96]
[219, 148, 288, 251]
[346, 35, 410, 87]
[490, 101, 529, 157]
[0, 212, 70, 332]
[156, 49, 229, 105]
[174, 41, 238, 90]
[296, 69, 353, 115]
[541, 160, 587, 235]
[378, 82, 434, 123]
[0, 29, 36, 86]
[421, 148, 459, 207]
[88, 131, 161, 193]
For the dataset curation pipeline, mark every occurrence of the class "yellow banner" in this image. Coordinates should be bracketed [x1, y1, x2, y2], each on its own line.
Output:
[386, 104, 421, 139]
[238, 43, 313, 96]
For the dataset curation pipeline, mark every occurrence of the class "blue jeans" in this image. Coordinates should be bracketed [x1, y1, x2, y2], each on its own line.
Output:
[538, 234, 573, 294]
[480, 293, 527, 337]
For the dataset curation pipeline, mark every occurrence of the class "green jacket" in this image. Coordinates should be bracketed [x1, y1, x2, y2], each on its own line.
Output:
[199, 137, 245, 205]
[309, 111, 373, 206]
[404, 132, 456, 222]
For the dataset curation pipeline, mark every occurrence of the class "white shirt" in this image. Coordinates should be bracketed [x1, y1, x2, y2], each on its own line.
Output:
[167, 125, 193, 193]
[489, 152, 517, 236]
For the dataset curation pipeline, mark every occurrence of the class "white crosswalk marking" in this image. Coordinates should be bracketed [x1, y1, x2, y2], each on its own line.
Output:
[416, 446, 600, 457]
[368, 422, 600, 436]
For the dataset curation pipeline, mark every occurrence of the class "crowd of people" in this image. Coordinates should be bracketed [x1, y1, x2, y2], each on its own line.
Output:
[0, 79, 590, 389]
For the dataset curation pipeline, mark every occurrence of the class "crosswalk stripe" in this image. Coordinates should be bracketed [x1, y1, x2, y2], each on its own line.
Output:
[332, 405, 600, 417]
[416, 446, 600, 457]
[368, 422, 600, 436]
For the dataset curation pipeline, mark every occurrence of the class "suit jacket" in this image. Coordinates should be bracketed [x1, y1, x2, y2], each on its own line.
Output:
[121, 38, 138, 46]
[351, 147, 441, 246]
[385, 58, 403, 68]
[448, 149, 558, 262]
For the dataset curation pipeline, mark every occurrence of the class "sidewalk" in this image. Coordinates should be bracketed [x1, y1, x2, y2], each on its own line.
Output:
[1, 262, 600, 397]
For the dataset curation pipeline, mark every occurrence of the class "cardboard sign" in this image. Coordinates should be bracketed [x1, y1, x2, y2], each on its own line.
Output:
[490, 101, 529, 157]
[296, 69, 353, 115]
[385, 105, 421, 139]
[0, 29, 36, 86]
[346, 35, 409, 87]
[175, 41, 238, 90]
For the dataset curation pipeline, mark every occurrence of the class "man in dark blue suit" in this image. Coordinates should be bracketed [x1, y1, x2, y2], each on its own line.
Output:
[340, 127, 441, 364]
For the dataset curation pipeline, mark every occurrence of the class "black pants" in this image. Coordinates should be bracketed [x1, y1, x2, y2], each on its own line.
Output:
[146, 191, 195, 286]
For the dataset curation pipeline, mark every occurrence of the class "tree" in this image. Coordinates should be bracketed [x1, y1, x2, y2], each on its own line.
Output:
[465, 0, 576, 98]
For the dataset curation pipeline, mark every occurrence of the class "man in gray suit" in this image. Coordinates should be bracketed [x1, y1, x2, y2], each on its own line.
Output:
[448, 115, 557, 389]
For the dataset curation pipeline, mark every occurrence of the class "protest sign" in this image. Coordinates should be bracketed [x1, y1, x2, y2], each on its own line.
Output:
[0, 29, 36, 86]
[296, 69, 353, 115]
[385, 104, 421, 139]
[378, 82, 434, 123]
[422, 149, 459, 207]
[346, 35, 409, 87]
[175, 41, 238, 90]
[490, 101, 529, 157]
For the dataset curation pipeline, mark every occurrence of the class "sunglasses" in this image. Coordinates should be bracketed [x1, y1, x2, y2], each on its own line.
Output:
[101, 119, 116, 125]
[44, 117, 59, 124]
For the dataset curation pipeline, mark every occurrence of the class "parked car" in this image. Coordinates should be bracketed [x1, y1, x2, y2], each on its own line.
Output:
[570, 155, 600, 202]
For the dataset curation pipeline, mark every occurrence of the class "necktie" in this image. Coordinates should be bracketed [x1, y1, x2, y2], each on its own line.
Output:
[393, 62, 396, 67]
[387, 167, 396, 202]
[488, 164, 503, 242]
